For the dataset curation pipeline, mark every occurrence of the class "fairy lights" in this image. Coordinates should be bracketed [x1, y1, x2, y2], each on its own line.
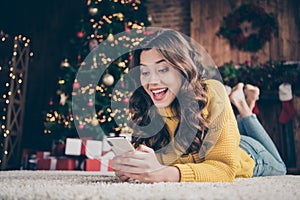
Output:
[0, 31, 33, 168]
[44, 0, 149, 139]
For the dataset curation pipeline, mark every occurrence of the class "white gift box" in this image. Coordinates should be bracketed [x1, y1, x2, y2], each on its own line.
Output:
[102, 137, 112, 154]
[65, 138, 102, 158]
[65, 138, 82, 156]
[85, 140, 102, 159]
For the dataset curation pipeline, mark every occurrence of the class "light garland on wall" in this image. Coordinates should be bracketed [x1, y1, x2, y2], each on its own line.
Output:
[0, 31, 33, 165]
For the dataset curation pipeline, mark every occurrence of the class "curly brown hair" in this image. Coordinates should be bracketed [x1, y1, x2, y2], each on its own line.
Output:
[128, 29, 209, 156]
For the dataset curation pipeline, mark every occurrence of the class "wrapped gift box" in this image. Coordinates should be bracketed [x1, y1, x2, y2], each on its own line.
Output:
[85, 159, 114, 175]
[102, 137, 112, 156]
[20, 149, 36, 170]
[85, 140, 102, 159]
[65, 138, 82, 156]
[36, 151, 51, 159]
[65, 138, 102, 158]
[37, 157, 77, 170]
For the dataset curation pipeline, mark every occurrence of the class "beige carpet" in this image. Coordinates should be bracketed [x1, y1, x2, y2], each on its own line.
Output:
[0, 171, 299, 200]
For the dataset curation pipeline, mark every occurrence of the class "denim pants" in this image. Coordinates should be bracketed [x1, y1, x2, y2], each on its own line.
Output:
[238, 114, 287, 176]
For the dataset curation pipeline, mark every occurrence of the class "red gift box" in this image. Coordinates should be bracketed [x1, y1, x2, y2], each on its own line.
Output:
[85, 159, 114, 175]
[37, 157, 77, 170]
[36, 151, 51, 159]
[56, 158, 77, 170]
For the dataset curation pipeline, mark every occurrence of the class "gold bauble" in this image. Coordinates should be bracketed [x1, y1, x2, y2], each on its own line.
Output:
[91, 118, 99, 126]
[117, 12, 124, 19]
[106, 33, 114, 42]
[60, 58, 70, 67]
[102, 73, 114, 86]
[118, 61, 126, 68]
[89, 7, 98, 16]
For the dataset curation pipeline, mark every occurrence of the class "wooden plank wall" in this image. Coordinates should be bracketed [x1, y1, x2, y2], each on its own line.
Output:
[191, 0, 300, 173]
[146, 0, 191, 35]
[190, 0, 300, 66]
[293, 96, 300, 173]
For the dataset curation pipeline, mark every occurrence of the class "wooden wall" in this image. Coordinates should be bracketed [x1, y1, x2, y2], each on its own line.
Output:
[146, 0, 191, 35]
[190, 0, 300, 66]
[293, 96, 300, 173]
[257, 93, 300, 173]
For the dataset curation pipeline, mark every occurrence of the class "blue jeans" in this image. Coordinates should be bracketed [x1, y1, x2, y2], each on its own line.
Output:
[238, 114, 287, 176]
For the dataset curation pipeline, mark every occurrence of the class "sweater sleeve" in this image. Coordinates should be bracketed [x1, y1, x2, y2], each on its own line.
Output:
[173, 80, 240, 182]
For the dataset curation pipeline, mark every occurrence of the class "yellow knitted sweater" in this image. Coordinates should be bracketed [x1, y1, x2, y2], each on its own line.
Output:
[156, 79, 255, 182]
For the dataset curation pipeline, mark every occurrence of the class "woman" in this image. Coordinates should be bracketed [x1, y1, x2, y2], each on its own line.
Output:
[112, 29, 286, 182]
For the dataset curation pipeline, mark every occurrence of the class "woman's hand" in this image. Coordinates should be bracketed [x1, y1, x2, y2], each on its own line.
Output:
[112, 145, 180, 183]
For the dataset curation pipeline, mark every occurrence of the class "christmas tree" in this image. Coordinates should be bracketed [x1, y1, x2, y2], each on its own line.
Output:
[44, 0, 150, 142]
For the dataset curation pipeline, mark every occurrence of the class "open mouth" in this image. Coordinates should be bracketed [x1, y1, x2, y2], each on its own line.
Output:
[150, 88, 168, 101]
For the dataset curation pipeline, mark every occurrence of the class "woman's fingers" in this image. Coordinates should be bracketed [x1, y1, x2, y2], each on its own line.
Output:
[114, 170, 130, 181]
[136, 144, 154, 153]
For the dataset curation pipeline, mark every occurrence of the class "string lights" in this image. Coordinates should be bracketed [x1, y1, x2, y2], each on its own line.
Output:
[44, 0, 150, 140]
[0, 31, 33, 167]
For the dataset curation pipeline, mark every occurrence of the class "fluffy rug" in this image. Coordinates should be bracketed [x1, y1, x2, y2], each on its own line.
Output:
[0, 171, 299, 200]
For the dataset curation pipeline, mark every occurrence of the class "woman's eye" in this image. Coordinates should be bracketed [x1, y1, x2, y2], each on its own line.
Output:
[158, 67, 169, 73]
[141, 71, 150, 76]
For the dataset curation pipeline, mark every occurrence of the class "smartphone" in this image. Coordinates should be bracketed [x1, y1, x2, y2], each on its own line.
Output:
[106, 137, 135, 156]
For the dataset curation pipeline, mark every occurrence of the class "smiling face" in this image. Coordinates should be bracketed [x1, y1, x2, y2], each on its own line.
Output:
[139, 49, 182, 108]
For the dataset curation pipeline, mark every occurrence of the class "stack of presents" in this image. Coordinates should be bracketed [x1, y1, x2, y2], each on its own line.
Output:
[21, 135, 129, 175]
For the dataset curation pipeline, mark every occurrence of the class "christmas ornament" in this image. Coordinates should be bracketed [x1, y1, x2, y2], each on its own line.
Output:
[87, 99, 94, 107]
[73, 81, 80, 89]
[123, 97, 129, 103]
[124, 23, 130, 33]
[78, 124, 85, 130]
[102, 73, 114, 86]
[59, 93, 68, 106]
[88, 38, 99, 51]
[118, 61, 126, 68]
[77, 55, 81, 62]
[120, 76, 125, 88]
[58, 79, 65, 85]
[49, 99, 54, 106]
[107, 33, 114, 42]
[278, 83, 297, 124]
[60, 58, 70, 67]
[89, 7, 98, 16]
[77, 31, 84, 38]
[117, 12, 124, 20]
[91, 117, 98, 126]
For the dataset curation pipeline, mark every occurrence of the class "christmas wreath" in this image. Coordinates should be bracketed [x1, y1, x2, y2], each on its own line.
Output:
[217, 4, 278, 52]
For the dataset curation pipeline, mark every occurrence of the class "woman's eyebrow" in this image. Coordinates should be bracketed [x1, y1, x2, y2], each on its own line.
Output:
[140, 59, 166, 67]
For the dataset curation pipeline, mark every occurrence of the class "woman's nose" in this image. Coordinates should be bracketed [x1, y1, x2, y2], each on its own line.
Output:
[148, 72, 160, 84]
